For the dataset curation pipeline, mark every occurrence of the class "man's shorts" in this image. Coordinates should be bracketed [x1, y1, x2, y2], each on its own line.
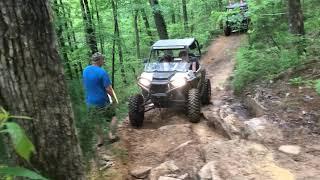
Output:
[87, 105, 116, 125]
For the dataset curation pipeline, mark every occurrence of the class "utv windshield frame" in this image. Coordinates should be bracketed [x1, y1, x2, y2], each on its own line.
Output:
[147, 38, 202, 63]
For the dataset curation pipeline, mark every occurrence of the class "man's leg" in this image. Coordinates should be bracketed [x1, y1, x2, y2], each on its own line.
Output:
[105, 105, 118, 141]
[108, 116, 118, 140]
[96, 125, 104, 146]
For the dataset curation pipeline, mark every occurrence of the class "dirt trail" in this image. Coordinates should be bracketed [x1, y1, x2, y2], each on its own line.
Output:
[91, 35, 320, 180]
[116, 35, 245, 179]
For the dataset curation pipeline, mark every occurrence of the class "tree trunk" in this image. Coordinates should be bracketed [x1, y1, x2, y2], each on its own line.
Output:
[89, 0, 95, 21]
[111, 0, 127, 84]
[149, 0, 169, 39]
[59, 0, 74, 52]
[0, 1, 85, 179]
[80, 0, 98, 54]
[171, 11, 176, 24]
[111, 34, 116, 88]
[141, 8, 154, 45]
[134, 10, 141, 59]
[288, 0, 304, 35]
[94, 0, 105, 54]
[54, 0, 74, 80]
[67, 9, 78, 49]
[182, 0, 188, 32]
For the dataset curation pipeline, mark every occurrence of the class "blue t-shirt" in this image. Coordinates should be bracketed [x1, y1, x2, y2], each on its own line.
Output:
[83, 65, 112, 107]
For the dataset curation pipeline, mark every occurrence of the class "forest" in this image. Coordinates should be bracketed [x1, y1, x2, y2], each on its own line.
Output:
[0, 0, 319, 179]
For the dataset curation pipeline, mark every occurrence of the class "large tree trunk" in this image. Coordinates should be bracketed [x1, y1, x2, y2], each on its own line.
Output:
[0, 0, 84, 179]
[288, 0, 304, 35]
[80, 0, 98, 54]
[134, 10, 141, 59]
[149, 0, 169, 39]
[182, 0, 188, 32]
[141, 8, 154, 45]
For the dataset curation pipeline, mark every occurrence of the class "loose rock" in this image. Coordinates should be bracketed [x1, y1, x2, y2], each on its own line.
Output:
[130, 166, 152, 179]
[150, 161, 180, 180]
[279, 145, 301, 155]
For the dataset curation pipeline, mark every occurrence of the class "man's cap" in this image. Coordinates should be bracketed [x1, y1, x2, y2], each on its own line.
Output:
[91, 52, 104, 61]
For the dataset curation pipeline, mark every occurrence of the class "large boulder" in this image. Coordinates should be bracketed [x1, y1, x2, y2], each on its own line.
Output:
[149, 161, 180, 180]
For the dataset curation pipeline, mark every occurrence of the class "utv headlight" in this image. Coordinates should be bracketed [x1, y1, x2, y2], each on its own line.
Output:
[171, 74, 186, 88]
[138, 72, 153, 87]
[171, 79, 186, 87]
[139, 78, 151, 87]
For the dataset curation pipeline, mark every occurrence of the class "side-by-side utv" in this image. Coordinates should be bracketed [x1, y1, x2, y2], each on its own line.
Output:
[128, 38, 211, 127]
[224, 2, 249, 36]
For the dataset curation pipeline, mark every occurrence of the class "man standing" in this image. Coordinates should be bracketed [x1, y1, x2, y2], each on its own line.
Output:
[83, 52, 118, 147]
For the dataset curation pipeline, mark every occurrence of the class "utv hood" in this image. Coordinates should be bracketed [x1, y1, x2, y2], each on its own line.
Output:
[152, 72, 175, 80]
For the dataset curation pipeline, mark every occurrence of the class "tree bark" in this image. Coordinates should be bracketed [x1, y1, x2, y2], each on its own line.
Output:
[0, 0, 84, 179]
[149, 0, 169, 39]
[182, 0, 188, 32]
[134, 10, 141, 59]
[288, 0, 304, 35]
[80, 0, 98, 54]
[141, 8, 154, 45]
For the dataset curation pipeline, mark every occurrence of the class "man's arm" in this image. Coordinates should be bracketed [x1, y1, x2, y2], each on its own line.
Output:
[106, 85, 117, 104]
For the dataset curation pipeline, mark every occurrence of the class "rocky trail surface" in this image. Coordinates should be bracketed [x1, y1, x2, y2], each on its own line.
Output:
[90, 35, 320, 180]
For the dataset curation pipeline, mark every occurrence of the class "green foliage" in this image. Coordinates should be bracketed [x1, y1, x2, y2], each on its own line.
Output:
[233, 0, 320, 92]
[315, 80, 320, 95]
[0, 167, 47, 180]
[0, 108, 47, 180]
[1, 123, 35, 162]
[0, 108, 34, 162]
[233, 45, 300, 92]
[289, 77, 314, 87]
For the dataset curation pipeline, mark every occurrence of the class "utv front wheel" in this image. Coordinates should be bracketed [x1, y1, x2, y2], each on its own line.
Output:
[224, 26, 231, 36]
[201, 79, 211, 105]
[128, 94, 145, 127]
[187, 89, 201, 123]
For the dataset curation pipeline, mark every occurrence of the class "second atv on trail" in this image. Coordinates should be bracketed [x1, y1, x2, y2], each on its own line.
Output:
[128, 38, 211, 127]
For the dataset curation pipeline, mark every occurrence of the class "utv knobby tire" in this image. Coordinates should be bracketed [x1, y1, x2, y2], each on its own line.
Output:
[128, 94, 145, 128]
[187, 89, 201, 123]
[201, 79, 211, 105]
[224, 26, 231, 36]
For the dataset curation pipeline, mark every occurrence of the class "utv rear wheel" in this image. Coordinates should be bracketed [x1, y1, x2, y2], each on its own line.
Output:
[128, 94, 145, 127]
[201, 79, 211, 105]
[187, 89, 201, 123]
[224, 26, 231, 36]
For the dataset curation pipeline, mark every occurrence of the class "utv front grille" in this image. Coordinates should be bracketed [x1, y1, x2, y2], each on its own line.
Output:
[150, 84, 169, 94]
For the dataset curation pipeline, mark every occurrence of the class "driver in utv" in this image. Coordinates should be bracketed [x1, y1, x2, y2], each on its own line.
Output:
[179, 50, 197, 72]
